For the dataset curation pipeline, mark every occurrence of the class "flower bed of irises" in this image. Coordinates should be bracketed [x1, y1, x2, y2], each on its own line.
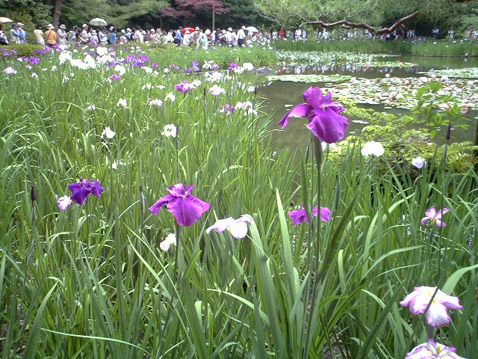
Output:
[0, 44, 477, 359]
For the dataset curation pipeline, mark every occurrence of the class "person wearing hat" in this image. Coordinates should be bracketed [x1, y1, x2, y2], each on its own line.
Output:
[10, 23, 21, 44]
[237, 26, 246, 47]
[119, 29, 127, 44]
[80, 25, 89, 44]
[192, 27, 201, 48]
[45, 24, 58, 46]
[57, 24, 67, 45]
[33, 24, 45, 45]
[90, 29, 99, 45]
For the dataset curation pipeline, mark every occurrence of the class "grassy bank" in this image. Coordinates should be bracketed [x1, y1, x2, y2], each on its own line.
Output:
[273, 38, 478, 57]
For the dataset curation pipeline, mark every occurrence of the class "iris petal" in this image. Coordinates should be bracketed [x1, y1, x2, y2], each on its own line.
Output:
[149, 194, 174, 215]
[279, 104, 311, 129]
[70, 188, 91, 206]
[307, 108, 349, 143]
[167, 196, 210, 227]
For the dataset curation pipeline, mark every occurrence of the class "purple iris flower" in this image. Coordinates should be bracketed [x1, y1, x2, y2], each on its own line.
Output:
[228, 62, 239, 71]
[149, 184, 210, 227]
[68, 179, 105, 206]
[219, 104, 235, 115]
[191, 61, 200, 72]
[152, 62, 159, 68]
[29, 57, 40, 65]
[139, 55, 150, 63]
[279, 87, 349, 144]
[109, 74, 121, 81]
[175, 81, 195, 94]
[289, 206, 331, 226]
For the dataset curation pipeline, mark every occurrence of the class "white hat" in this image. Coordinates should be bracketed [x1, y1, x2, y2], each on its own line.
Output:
[121, 29, 125, 33]
[205, 29, 211, 35]
[82, 24, 87, 28]
[47, 24, 54, 30]
[17, 22, 24, 26]
[228, 27, 232, 31]
[60, 24, 66, 29]
[127, 28, 131, 32]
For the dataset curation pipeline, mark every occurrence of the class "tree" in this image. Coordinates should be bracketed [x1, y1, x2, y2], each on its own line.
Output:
[176, 0, 229, 30]
[61, 0, 168, 29]
[52, 0, 62, 27]
[218, 0, 266, 29]
[254, 0, 309, 29]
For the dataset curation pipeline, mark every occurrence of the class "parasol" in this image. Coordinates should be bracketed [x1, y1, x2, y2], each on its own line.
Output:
[181, 27, 195, 34]
[89, 18, 107, 27]
[0, 17, 14, 24]
[246, 26, 258, 33]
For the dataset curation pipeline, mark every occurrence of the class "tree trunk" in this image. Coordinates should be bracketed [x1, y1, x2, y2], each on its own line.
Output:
[52, 0, 63, 28]
[212, 4, 215, 31]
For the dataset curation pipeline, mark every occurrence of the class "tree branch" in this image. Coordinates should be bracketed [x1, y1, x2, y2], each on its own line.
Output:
[300, 11, 419, 35]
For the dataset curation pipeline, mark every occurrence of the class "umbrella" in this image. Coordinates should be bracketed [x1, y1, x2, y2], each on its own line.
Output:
[89, 18, 107, 27]
[181, 27, 195, 34]
[246, 26, 258, 33]
[0, 17, 14, 24]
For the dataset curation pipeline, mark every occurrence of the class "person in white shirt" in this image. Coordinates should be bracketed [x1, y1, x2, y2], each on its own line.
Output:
[237, 26, 246, 47]
[57, 24, 67, 45]
[33, 24, 45, 45]
[135, 28, 144, 43]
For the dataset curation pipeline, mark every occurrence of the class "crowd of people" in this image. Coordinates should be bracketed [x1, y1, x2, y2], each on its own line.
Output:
[2, 21, 478, 49]
[0, 22, 265, 49]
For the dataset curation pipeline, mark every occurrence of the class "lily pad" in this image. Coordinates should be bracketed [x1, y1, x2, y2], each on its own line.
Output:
[418, 68, 478, 79]
[322, 77, 478, 110]
[277, 51, 416, 68]
[267, 74, 352, 83]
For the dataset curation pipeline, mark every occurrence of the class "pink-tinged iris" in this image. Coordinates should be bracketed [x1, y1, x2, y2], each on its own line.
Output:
[149, 184, 210, 227]
[289, 206, 331, 226]
[405, 339, 465, 359]
[206, 215, 253, 239]
[57, 196, 72, 211]
[68, 179, 105, 206]
[279, 87, 349, 143]
[421, 207, 450, 227]
[400, 286, 463, 328]
[109, 74, 121, 81]
[175, 81, 195, 94]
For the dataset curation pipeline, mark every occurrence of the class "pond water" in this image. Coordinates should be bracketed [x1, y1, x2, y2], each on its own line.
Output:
[257, 55, 478, 150]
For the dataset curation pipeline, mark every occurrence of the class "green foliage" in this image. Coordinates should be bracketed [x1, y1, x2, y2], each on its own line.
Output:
[273, 38, 478, 57]
[412, 81, 470, 138]
[218, 0, 266, 29]
[0, 44, 477, 359]
[0, 44, 44, 57]
[61, 0, 169, 29]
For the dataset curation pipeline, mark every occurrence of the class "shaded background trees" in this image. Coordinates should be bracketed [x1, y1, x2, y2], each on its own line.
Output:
[1, 0, 478, 35]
